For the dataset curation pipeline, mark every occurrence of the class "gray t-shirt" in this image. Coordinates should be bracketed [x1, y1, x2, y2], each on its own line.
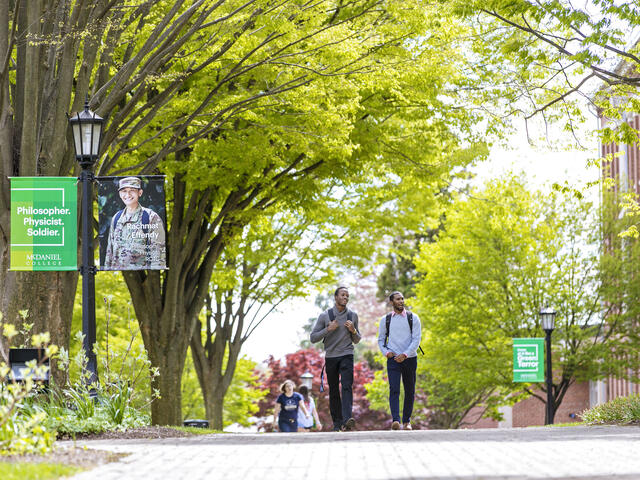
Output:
[310, 306, 361, 358]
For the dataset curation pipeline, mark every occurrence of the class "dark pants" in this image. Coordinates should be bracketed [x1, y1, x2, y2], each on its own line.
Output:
[325, 354, 354, 429]
[278, 418, 298, 432]
[387, 356, 417, 423]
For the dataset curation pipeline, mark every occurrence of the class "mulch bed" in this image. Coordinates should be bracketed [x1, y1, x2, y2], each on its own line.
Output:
[58, 426, 195, 441]
[2, 426, 197, 467]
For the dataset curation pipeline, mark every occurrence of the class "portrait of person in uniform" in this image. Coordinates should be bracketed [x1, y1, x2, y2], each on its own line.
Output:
[101, 176, 166, 270]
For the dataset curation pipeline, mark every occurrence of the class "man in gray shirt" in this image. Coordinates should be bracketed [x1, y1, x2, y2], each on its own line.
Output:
[310, 286, 361, 431]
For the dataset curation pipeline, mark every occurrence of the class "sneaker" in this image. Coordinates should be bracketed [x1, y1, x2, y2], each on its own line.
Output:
[391, 421, 401, 430]
[343, 418, 356, 431]
[403, 422, 412, 430]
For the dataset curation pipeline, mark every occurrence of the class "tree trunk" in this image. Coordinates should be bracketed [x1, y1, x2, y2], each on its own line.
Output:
[149, 347, 186, 426]
[205, 388, 225, 430]
[0, 244, 77, 383]
[191, 338, 236, 430]
[124, 267, 203, 426]
[190, 294, 246, 432]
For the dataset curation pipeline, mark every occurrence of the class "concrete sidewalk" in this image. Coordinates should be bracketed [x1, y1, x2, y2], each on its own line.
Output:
[61, 425, 640, 479]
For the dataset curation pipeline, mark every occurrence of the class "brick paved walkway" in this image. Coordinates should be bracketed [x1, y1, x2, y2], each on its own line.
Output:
[61, 425, 640, 479]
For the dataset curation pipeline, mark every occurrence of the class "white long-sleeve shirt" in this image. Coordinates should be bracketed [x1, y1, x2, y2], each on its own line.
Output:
[377, 310, 421, 358]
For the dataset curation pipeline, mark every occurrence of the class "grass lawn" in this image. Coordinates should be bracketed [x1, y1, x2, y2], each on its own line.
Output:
[172, 426, 224, 435]
[0, 462, 82, 480]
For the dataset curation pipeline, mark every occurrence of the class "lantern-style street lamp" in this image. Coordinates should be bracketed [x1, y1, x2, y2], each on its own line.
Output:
[69, 98, 104, 385]
[540, 305, 556, 425]
[300, 371, 313, 390]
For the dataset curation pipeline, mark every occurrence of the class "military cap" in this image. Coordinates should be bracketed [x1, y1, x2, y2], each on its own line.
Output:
[118, 177, 142, 190]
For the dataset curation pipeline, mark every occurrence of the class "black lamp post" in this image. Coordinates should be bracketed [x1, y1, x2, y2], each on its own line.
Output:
[540, 305, 557, 425]
[69, 98, 104, 385]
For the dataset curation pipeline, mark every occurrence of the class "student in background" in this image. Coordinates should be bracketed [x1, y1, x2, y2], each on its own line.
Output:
[273, 380, 310, 432]
[297, 385, 322, 432]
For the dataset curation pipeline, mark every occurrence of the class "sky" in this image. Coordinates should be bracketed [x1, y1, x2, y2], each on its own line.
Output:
[242, 119, 602, 364]
[243, 296, 317, 364]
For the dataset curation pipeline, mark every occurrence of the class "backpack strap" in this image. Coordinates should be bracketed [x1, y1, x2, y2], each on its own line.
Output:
[141, 209, 151, 247]
[407, 312, 425, 355]
[385, 311, 424, 355]
[112, 208, 150, 236]
[328, 308, 352, 322]
[112, 208, 125, 229]
[384, 313, 392, 348]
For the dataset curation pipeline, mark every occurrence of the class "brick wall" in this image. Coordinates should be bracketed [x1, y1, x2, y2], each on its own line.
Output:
[460, 382, 590, 429]
[512, 382, 590, 427]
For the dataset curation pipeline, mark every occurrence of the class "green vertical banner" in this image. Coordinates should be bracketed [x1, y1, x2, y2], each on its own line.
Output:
[513, 338, 544, 383]
[10, 177, 77, 271]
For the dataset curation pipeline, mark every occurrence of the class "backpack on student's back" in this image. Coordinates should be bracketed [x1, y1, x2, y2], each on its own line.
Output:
[383, 311, 424, 355]
[319, 308, 354, 392]
[327, 308, 352, 323]
[112, 208, 151, 246]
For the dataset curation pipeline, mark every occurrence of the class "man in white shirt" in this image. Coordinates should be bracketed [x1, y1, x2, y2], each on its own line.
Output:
[377, 291, 421, 430]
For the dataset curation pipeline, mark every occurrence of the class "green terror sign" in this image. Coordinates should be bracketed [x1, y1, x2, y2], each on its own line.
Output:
[513, 338, 544, 383]
[10, 177, 77, 271]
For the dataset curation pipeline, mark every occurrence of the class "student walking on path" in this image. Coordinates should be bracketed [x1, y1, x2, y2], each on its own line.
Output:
[297, 385, 322, 431]
[273, 380, 310, 432]
[377, 291, 422, 430]
[310, 286, 361, 431]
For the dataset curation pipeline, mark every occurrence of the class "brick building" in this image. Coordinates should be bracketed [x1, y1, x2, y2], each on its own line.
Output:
[597, 110, 640, 403]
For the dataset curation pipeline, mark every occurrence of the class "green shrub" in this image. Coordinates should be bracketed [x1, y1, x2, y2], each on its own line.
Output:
[32, 323, 157, 437]
[581, 395, 640, 425]
[0, 312, 57, 455]
[35, 348, 152, 437]
[2, 299, 157, 443]
[104, 382, 131, 425]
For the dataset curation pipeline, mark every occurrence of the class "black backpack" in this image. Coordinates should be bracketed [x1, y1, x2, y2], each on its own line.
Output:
[112, 208, 151, 246]
[384, 311, 424, 355]
[327, 308, 352, 323]
[319, 308, 355, 392]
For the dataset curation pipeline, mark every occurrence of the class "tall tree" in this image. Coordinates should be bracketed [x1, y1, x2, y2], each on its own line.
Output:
[118, 0, 490, 425]
[441, 0, 640, 144]
[3, 0, 357, 365]
[409, 176, 639, 426]
[1, 1, 489, 425]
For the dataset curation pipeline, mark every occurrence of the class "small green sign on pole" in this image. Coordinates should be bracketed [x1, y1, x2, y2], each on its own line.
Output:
[513, 338, 544, 383]
[10, 177, 77, 271]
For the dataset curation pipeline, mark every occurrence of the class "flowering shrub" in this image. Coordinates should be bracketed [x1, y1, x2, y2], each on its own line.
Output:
[581, 395, 640, 425]
[39, 328, 157, 437]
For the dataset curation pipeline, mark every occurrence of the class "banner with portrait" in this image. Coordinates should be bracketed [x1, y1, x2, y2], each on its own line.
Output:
[97, 175, 167, 271]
